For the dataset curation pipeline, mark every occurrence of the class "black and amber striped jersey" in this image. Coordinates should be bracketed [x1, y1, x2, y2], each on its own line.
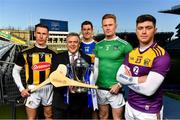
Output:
[15, 45, 56, 85]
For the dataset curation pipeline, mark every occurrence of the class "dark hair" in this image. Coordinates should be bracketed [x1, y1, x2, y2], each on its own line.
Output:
[136, 14, 156, 27]
[66, 32, 80, 41]
[35, 23, 49, 32]
[102, 14, 116, 23]
[81, 21, 93, 29]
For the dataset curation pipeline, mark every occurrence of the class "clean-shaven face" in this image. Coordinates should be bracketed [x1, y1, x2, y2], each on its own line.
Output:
[102, 18, 117, 39]
[136, 21, 157, 47]
[66, 36, 80, 54]
[82, 24, 93, 40]
[34, 27, 49, 46]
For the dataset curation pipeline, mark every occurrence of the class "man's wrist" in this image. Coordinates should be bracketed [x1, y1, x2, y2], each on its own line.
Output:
[117, 82, 122, 87]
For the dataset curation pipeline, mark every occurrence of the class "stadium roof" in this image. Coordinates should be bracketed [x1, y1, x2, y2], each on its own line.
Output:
[166, 38, 180, 50]
[159, 5, 180, 15]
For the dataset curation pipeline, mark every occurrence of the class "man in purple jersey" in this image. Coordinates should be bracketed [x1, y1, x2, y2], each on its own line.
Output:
[116, 14, 171, 120]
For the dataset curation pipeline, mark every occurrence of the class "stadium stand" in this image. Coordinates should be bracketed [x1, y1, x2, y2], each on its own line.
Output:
[94, 32, 174, 48]
[0, 37, 26, 118]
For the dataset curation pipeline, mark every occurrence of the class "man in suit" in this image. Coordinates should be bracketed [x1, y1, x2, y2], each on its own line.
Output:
[51, 32, 92, 119]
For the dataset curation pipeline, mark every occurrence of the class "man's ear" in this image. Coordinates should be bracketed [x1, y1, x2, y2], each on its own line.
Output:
[155, 27, 157, 34]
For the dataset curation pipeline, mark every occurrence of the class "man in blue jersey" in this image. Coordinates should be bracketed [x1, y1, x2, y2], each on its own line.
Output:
[80, 20, 96, 63]
[80, 20, 98, 119]
[116, 14, 171, 120]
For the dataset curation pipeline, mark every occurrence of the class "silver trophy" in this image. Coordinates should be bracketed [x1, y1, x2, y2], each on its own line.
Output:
[68, 57, 90, 93]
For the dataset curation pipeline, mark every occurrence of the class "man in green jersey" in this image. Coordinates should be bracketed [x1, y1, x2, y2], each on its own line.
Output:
[94, 14, 132, 120]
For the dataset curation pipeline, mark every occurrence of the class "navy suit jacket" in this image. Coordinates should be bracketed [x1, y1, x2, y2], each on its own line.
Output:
[51, 50, 91, 109]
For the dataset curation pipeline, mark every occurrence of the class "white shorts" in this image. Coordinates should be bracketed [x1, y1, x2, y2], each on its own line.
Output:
[97, 89, 125, 108]
[25, 84, 53, 109]
[125, 101, 163, 120]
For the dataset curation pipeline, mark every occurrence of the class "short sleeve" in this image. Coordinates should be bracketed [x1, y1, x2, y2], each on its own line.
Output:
[151, 51, 171, 76]
[15, 52, 25, 67]
[124, 43, 133, 55]
[123, 54, 130, 66]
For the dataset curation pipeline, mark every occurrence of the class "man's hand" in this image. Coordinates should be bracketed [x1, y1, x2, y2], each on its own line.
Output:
[21, 89, 30, 97]
[109, 83, 122, 94]
[125, 65, 147, 84]
[69, 86, 77, 93]
[138, 75, 147, 83]
[124, 65, 132, 76]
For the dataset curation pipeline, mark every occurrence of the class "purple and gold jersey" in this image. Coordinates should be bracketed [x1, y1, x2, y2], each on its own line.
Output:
[124, 42, 170, 113]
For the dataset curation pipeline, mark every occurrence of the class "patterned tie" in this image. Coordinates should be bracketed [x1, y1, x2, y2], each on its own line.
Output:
[70, 53, 76, 93]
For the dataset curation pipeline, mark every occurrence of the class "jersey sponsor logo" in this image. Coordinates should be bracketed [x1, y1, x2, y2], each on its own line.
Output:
[133, 66, 139, 75]
[31, 62, 51, 71]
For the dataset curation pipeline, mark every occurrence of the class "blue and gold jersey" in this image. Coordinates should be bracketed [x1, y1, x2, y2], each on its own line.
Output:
[15, 45, 56, 85]
[80, 40, 96, 63]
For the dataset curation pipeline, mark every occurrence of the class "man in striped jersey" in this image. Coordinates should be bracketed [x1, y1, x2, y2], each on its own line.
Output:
[116, 14, 171, 120]
[12, 23, 56, 119]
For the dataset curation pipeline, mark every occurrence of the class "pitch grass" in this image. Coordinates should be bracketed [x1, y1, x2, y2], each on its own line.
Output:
[0, 104, 26, 119]
[0, 94, 179, 119]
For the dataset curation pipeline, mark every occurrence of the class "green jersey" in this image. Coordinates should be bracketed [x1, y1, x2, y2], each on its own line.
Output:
[94, 37, 132, 89]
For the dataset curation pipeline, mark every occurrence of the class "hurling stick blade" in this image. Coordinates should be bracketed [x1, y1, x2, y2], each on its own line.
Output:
[30, 64, 67, 92]
[56, 64, 67, 75]
[50, 71, 98, 89]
